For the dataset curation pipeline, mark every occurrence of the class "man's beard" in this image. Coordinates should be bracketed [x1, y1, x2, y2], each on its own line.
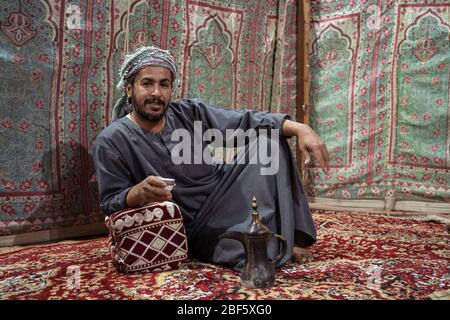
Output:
[131, 94, 168, 122]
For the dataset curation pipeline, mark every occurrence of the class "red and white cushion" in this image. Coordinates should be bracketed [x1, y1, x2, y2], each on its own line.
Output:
[105, 202, 188, 273]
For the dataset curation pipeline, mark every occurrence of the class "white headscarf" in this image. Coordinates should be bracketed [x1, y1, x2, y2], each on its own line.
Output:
[112, 46, 178, 120]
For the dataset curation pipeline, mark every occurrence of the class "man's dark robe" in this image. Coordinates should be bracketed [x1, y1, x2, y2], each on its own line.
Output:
[93, 98, 316, 270]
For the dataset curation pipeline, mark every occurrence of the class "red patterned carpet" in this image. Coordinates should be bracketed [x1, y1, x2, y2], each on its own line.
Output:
[1, 210, 449, 300]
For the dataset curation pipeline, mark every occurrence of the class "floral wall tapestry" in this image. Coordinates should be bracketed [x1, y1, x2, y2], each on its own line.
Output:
[0, 0, 298, 240]
[306, 0, 449, 210]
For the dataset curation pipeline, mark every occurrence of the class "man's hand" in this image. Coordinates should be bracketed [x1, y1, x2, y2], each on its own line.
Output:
[282, 120, 330, 172]
[296, 123, 330, 172]
[126, 175, 172, 208]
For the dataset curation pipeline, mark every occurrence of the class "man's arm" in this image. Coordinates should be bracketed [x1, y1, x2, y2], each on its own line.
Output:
[185, 99, 287, 133]
[94, 143, 172, 213]
[282, 119, 330, 172]
[182, 99, 330, 170]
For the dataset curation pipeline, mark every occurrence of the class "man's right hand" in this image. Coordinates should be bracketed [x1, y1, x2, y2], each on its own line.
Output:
[126, 176, 172, 207]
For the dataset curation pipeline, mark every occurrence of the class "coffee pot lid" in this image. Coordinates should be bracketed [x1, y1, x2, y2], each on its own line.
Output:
[246, 196, 271, 235]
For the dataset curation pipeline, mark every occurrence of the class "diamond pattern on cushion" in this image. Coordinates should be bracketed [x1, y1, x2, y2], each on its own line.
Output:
[140, 230, 154, 244]
[163, 242, 177, 256]
[150, 236, 166, 251]
[160, 226, 175, 239]
[107, 202, 188, 273]
[120, 237, 135, 251]
[171, 232, 186, 245]
[132, 242, 147, 256]
[143, 248, 159, 262]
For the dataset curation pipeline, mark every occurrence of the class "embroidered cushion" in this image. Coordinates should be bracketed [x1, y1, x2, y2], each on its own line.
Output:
[105, 201, 188, 274]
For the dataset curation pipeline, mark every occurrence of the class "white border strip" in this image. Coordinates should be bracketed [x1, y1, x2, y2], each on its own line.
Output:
[309, 197, 450, 214]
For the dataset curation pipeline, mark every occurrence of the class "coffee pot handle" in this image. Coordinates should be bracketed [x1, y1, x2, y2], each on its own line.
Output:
[271, 234, 287, 264]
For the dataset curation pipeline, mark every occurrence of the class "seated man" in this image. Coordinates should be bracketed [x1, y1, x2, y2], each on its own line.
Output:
[93, 46, 329, 270]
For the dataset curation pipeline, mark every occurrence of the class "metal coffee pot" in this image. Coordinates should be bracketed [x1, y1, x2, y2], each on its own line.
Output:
[218, 197, 287, 288]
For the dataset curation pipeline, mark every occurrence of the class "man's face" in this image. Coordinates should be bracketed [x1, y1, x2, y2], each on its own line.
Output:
[126, 66, 172, 122]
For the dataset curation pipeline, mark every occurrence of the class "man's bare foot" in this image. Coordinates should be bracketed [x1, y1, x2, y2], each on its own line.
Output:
[292, 246, 313, 264]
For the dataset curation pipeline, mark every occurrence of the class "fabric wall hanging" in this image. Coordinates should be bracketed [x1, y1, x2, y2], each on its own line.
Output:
[306, 0, 450, 214]
[0, 0, 299, 245]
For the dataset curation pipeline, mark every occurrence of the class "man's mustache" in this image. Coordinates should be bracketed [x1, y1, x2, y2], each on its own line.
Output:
[144, 98, 164, 106]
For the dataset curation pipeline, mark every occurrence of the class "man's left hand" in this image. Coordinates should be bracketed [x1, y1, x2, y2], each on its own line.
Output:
[282, 120, 330, 172]
[296, 123, 330, 172]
